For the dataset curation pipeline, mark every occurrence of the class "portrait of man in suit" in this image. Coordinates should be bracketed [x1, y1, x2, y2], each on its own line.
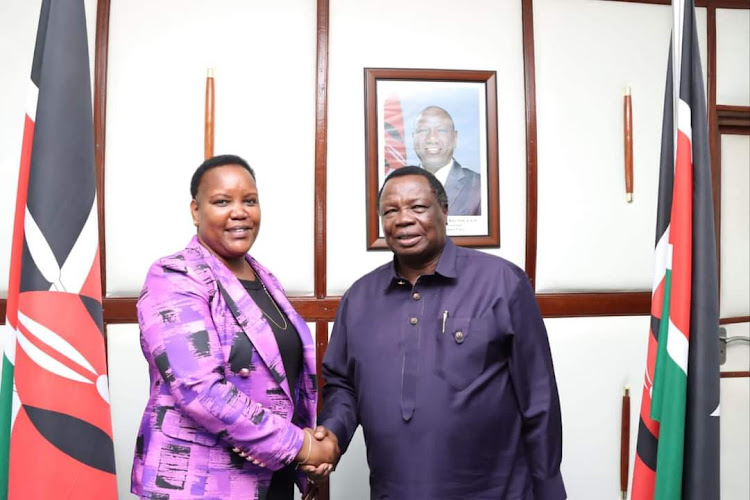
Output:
[412, 105, 481, 216]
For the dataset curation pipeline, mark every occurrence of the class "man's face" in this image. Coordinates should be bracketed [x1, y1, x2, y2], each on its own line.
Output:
[379, 174, 447, 264]
[412, 108, 457, 172]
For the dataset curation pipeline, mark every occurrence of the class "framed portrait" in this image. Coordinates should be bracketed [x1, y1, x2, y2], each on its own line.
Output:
[365, 68, 499, 250]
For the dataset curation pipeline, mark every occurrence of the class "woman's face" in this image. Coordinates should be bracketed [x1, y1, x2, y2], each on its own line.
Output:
[191, 164, 260, 268]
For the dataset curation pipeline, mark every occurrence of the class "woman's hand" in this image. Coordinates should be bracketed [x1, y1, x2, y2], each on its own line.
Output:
[296, 427, 339, 467]
[299, 426, 340, 481]
[230, 426, 339, 472]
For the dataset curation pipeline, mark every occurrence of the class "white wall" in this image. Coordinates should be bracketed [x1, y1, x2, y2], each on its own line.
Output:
[534, 0, 707, 292]
[107, 324, 148, 499]
[720, 322, 750, 500]
[105, 0, 318, 297]
[720, 135, 750, 318]
[716, 8, 750, 106]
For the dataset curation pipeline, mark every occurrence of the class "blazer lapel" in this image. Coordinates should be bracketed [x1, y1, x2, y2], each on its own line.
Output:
[250, 259, 317, 408]
[192, 239, 292, 400]
[444, 160, 465, 201]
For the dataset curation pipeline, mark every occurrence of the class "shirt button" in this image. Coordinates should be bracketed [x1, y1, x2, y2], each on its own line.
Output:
[239, 368, 251, 378]
[410, 317, 418, 325]
[412, 292, 421, 301]
[454, 330, 465, 344]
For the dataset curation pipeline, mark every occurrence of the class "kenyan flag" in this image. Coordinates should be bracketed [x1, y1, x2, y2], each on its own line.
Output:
[631, 1, 720, 499]
[383, 95, 408, 175]
[0, 0, 117, 497]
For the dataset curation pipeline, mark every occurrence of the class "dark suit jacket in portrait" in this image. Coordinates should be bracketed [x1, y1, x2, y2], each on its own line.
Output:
[444, 160, 481, 216]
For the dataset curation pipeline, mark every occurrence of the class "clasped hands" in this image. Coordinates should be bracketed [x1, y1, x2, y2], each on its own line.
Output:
[229, 426, 338, 474]
[298, 425, 340, 481]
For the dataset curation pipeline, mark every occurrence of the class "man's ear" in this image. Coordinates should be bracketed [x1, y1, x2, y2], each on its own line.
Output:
[190, 199, 199, 227]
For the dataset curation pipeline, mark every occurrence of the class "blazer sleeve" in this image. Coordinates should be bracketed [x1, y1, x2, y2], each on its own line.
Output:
[137, 261, 304, 471]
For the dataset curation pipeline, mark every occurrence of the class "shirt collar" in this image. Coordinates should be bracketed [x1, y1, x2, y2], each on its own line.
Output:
[385, 237, 458, 290]
[428, 159, 454, 187]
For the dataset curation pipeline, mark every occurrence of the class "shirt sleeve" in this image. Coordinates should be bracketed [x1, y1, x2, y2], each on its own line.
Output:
[507, 274, 567, 500]
[138, 263, 304, 471]
[318, 292, 360, 453]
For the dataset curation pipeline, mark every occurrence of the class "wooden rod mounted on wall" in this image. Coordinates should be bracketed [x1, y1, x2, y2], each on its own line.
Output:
[204, 68, 215, 159]
[620, 385, 631, 499]
[623, 87, 633, 203]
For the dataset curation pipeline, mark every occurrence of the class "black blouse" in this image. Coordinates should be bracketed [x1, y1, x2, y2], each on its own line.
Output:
[239, 278, 303, 500]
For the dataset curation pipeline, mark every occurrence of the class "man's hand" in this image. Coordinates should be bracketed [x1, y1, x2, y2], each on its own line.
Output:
[300, 425, 340, 482]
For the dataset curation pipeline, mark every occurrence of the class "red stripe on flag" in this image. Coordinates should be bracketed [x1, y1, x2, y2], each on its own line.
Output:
[9, 409, 115, 498]
[78, 246, 102, 300]
[5, 113, 35, 330]
[15, 292, 112, 435]
[632, 455, 656, 499]
[383, 95, 408, 175]
[668, 129, 694, 339]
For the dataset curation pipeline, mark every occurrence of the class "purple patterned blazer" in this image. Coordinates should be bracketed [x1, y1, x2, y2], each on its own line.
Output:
[131, 237, 317, 499]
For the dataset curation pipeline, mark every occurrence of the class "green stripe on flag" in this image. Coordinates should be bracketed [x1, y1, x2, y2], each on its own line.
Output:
[0, 352, 16, 498]
[650, 267, 689, 499]
[654, 354, 687, 499]
[651, 268, 672, 417]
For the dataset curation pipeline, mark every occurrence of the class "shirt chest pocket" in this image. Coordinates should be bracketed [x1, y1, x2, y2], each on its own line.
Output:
[436, 316, 493, 390]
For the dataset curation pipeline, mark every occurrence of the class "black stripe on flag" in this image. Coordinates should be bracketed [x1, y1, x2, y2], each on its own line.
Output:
[655, 45, 674, 246]
[635, 416, 658, 472]
[22, 0, 96, 294]
[30, 0, 51, 87]
[24, 406, 116, 474]
[79, 295, 104, 337]
[679, 3, 721, 499]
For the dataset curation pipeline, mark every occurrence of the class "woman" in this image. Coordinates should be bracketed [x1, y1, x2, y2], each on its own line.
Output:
[131, 155, 335, 499]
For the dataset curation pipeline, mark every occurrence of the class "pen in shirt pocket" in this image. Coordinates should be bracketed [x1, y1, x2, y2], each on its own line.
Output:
[441, 310, 449, 333]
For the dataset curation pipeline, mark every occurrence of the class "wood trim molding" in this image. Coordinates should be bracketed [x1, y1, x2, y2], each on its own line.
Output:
[708, 6, 722, 293]
[716, 105, 750, 134]
[604, 0, 708, 5]
[314, 0, 329, 300]
[536, 292, 651, 317]
[604, 0, 750, 8]
[312, 2, 331, 495]
[100, 296, 341, 324]
[94, 0, 111, 295]
[1, 292, 657, 327]
[720, 316, 750, 325]
[14, 296, 750, 326]
[521, 0, 539, 288]
[720, 371, 750, 378]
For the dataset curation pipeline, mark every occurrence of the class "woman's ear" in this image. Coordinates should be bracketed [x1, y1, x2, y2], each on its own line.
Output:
[190, 199, 199, 227]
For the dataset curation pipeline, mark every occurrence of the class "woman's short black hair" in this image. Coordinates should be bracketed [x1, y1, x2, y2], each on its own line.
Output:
[376, 166, 449, 213]
[190, 154, 256, 199]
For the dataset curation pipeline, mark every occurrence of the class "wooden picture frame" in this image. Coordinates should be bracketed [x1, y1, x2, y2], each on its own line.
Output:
[365, 68, 499, 249]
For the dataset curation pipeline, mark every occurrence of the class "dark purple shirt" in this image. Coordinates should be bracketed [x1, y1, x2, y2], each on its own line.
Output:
[320, 239, 565, 499]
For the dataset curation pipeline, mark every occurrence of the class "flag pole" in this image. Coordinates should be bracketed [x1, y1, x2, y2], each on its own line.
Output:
[204, 67, 215, 159]
[620, 385, 631, 499]
[623, 87, 633, 203]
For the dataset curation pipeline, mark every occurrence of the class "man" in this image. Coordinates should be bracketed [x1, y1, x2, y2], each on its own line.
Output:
[412, 105, 481, 216]
[310, 167, 565, 499]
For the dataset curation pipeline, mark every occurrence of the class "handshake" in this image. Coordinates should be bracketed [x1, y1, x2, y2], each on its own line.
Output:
[296, 425, 341, 480]
[231, 425, 339, 499]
